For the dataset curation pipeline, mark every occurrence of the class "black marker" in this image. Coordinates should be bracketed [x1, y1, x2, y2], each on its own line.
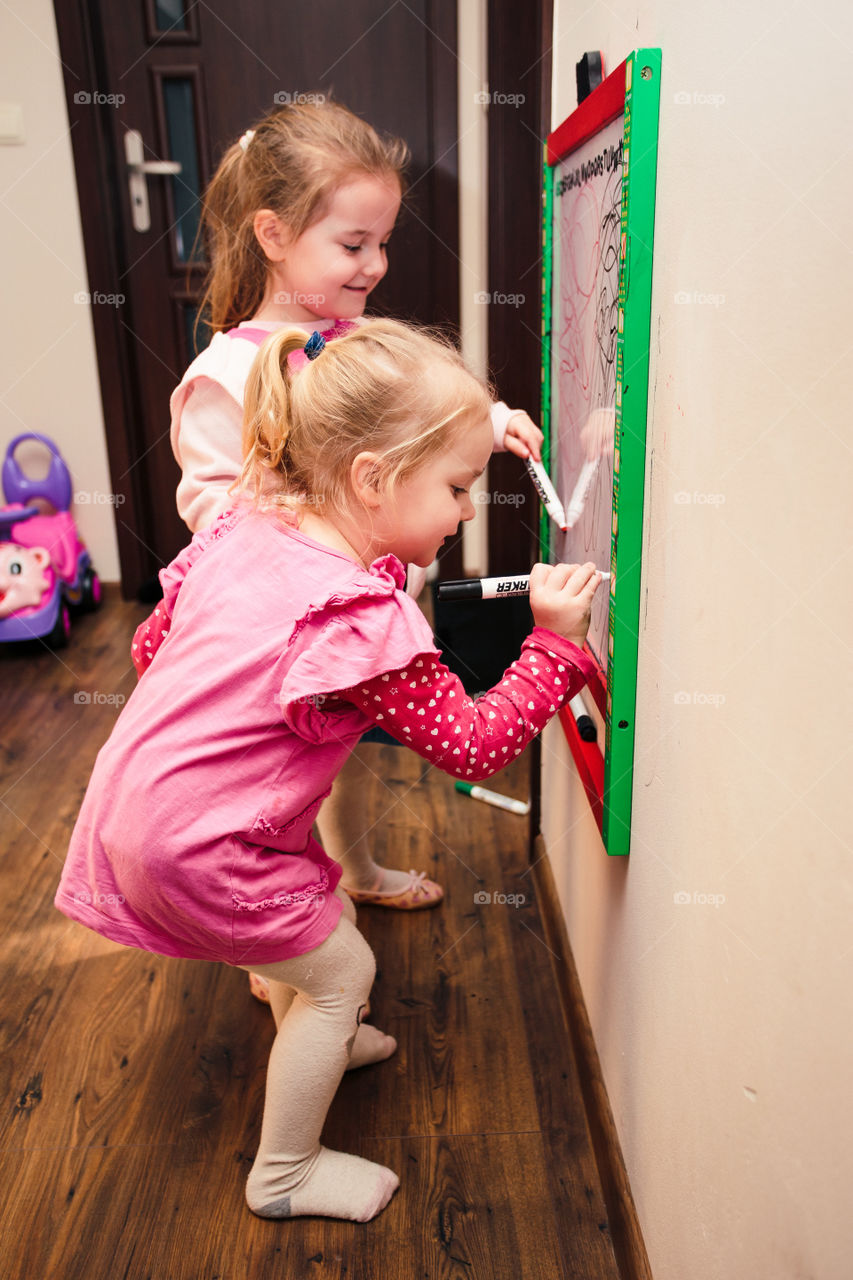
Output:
[569, 693, 597, 742]
[437, 574, 530, 600]
[436, 571, 610, 601]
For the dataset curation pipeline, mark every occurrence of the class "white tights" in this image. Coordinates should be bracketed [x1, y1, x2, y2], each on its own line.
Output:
[238, 889, 398, 1222]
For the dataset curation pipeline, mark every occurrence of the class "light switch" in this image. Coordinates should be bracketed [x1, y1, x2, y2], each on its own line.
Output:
[0, 103, 25, 144]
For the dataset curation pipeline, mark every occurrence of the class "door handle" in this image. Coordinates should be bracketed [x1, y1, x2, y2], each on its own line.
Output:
[129, 159, 182, 175]
[124, 129, 182, 232]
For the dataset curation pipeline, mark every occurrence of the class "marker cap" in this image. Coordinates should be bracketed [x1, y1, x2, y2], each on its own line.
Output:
[435, 579, 483, 601]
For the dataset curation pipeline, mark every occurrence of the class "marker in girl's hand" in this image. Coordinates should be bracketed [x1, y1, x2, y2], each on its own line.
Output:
[437, 570, 610, 601]
[525, 457, 568, 531]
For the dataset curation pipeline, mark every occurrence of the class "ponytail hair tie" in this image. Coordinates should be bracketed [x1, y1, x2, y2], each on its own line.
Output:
[239, 129, 255, 153]
[303, 331, 326, 360]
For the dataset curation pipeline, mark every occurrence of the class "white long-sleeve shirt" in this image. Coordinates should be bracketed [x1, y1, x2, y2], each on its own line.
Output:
[170, 319, 515, 535]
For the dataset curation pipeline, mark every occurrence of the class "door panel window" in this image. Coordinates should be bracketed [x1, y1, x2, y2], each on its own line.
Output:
[156, 73, 204, 266]
[146, 0, 199, 41]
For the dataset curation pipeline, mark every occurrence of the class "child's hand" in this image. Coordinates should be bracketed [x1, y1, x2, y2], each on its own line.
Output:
[528, 562, 601, 648]
[503, 410, 544, 461]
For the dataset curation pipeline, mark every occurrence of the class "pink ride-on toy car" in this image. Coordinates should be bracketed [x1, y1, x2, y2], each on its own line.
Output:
[0, 433, 101, 649]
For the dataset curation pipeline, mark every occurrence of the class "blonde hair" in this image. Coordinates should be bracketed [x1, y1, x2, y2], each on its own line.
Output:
[241, 320, 492, 521]
[198, 99, 409, 333]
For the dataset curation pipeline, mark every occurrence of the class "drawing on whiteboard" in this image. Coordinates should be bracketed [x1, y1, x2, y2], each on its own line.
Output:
[551, 114, 624, 668]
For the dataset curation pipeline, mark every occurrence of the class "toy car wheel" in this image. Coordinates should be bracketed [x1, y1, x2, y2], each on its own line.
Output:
[81, 567, 102, 612]
[46, 602, 71, 650]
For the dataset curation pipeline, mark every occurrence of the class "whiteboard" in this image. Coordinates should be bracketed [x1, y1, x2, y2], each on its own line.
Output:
[542, 50, 661, 855]
[550, 114, 623, 669]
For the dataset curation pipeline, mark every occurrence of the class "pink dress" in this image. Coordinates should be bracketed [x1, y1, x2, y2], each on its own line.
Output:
[54, 510, 437, 967]
[55, 510, 598, 969]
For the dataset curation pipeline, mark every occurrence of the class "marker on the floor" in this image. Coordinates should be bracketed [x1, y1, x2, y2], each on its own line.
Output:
[525, 457, 568, 531]
[569, 692, 597, 742]
[437, 571, 610, 601]
[455, 780, 531, 815]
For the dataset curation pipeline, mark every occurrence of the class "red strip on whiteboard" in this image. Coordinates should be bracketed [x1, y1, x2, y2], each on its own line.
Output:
[559, 705, 604, 830]
[582, 650, 607, 719]
[546, 60, 626, 166]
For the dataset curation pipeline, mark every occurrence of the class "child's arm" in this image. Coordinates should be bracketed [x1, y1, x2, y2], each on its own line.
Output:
[344, 563, 601, 781]
[490, 403, 544, 461]
[172, 378, 243, 533]
[346, 629, 593, 781]
[132, 599, 173, 677]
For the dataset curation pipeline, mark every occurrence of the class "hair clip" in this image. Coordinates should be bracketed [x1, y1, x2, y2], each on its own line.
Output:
[303, 331, 326, 360]
[239, 129, 255, 153]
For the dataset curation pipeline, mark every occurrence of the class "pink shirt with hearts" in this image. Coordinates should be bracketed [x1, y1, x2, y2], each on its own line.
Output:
[56, 509, 596, 968]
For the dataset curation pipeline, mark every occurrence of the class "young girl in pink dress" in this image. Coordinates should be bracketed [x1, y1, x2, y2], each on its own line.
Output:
[56, 318, 601, 1223]
[170, 98, 545, 916]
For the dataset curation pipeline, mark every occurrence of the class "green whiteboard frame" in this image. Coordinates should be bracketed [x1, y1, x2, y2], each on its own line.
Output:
[541, 49, 661, 855]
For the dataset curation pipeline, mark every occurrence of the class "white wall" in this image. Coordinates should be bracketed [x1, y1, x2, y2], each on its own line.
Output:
[0, 2, 120, 580]
[545, 3, 853, 1278]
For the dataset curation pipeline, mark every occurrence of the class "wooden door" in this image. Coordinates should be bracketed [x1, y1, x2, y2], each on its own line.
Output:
[54, 0, 460, 595]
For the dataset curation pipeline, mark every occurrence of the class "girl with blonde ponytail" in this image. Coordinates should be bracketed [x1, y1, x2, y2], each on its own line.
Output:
[168, 97, 546, 956]
[57, 317, 603, 1224]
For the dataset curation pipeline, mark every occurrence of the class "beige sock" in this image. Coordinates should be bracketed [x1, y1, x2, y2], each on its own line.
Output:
[241, 913, 398, 1222]
[266, 984, 382, 1067]
[247, 1145, 399, 1222]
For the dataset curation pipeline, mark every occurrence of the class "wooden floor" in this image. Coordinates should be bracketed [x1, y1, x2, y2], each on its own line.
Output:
[0, 589, 621, 1280]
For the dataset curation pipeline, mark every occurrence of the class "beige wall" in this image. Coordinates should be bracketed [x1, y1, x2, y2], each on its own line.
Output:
[545, 3, 853, 1278]
[0, 2, 120, 580]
